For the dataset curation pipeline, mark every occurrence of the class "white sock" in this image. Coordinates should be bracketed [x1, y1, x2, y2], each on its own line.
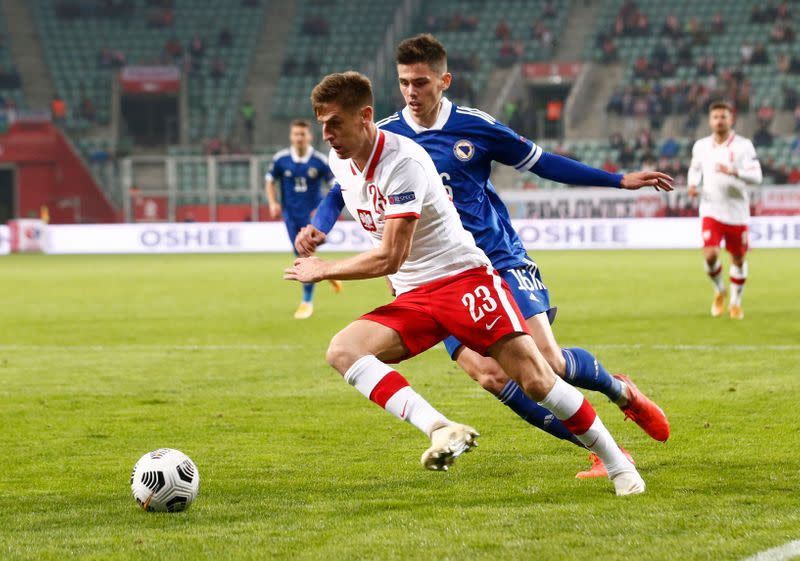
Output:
[729, 262, 747, 306]
[704, 258, 725, 293]
[344, 355, 448, 437]
[539, 377, 634, 477]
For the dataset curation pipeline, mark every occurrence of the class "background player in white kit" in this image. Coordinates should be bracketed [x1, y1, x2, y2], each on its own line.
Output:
[284, 71, 645, 496]
[688, 101, 763, 319]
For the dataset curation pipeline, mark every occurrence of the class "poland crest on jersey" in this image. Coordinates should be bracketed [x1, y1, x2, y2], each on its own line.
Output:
[454, 139, 475, 161]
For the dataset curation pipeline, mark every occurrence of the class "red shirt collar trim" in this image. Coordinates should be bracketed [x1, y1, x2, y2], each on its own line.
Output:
[350, 130, 386, 181]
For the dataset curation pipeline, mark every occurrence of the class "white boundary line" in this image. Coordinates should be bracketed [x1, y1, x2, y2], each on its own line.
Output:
[741, 540, 800, 561]
[0, 344, 799, 352]
[0, 344, 304, 352]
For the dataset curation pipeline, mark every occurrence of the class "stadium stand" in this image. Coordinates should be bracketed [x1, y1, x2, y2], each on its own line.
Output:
[0, 11, 25, 111]
[270, 0, 403, 120]
[32, 0, 265, 139]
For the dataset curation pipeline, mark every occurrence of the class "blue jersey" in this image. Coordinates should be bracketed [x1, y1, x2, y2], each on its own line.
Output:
[266, 147, 333, 219]
[377, 98, 542, 271]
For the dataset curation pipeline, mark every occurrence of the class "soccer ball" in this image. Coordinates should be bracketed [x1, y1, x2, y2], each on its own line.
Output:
[130, 448, 200, 512]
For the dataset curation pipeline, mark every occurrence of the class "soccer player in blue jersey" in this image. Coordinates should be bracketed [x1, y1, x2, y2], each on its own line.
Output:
[296, 34, 672, 477]
[266, 119, 342, 319]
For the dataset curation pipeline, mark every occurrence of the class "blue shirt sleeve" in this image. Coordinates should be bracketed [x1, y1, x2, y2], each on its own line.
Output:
[530, 152, 623, 188]
[483, 117, 544, 172]
[311, 183, 345, 233]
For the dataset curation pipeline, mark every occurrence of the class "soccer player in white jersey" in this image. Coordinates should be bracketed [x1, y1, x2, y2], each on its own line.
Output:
[688, 101, 763, 319]
[284, 71, 645, 496]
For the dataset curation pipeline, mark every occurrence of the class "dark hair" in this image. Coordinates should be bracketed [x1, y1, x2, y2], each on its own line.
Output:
[290, 119, 311, 129]
[396, 33, 447, 73]
[708, 100, 734, 113]
[310, 71, 373, 115]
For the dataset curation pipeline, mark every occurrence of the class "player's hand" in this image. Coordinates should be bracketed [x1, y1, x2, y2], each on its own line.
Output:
[268, 202, 282, 219]
[715, 163, 737, 176]
[284, 256, 327, 283]
[294, 225, 327, 257]
[620, 171, 674, 191]
[687, 184, 699, 199]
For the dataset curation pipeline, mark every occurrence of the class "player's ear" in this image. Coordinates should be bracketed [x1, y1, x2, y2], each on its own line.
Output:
[361, 105, 374, 125]
[441, 72, 452, 91]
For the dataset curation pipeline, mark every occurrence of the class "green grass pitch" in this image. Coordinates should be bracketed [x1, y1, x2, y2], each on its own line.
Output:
[1, 249, 799, 561]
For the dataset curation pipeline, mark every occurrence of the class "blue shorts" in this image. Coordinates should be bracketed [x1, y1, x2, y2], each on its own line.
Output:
[442, 260, 556, 359]
[284, 214, 311, 256]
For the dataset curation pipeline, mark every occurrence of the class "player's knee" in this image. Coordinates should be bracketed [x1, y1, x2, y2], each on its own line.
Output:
[325, 335, 359, 375]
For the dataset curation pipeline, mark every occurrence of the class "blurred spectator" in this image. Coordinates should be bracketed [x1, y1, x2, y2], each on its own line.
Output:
[787, 166, 800, 184]
[751, 43, 769, 64]
[740, 42, 754, 65]
[635, 128, 655, 151]
[602, 158, 619, 173]
[111, 49, 126, 68]
[210, 57, 226, 79]
[712, 12, 725, 33]
[686, 17, 708, 45]
[240, 100, 255, 145]
[757, 103, 775, 127]
[660, 137, 680, 158]
[661, 15, 682, 38]
[696, 55, 717, 77]
[164, 36, 182, 58]
[619, 143, 635, 168]
[676, 39, 693, 66]
[190, 36, 205, 58]
[80, 96, 96, 122]
[147, 8, 174, 27]
[205, 137, 223, 155]
[51, 95, 66, 125]
[770, 22, 796, 43]
[609, 132, 625, 151]
[783, 84, 799, 111]
[753, 125, 774, 148]
[97, 48, 113, 68]
[795, 105, 800, 132]
[496, 20, 511, 40]
[496, 40, 517, 68]
[543, 0, 557, 18]
[218, 27, 233, 47]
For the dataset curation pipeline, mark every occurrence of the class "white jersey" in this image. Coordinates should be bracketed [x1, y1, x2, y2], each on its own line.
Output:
[688, 132, 762, 225]
[328, 129, 489, 295]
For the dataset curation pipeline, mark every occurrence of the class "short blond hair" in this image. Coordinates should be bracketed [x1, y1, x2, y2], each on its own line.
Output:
[310, 71, 373, 115]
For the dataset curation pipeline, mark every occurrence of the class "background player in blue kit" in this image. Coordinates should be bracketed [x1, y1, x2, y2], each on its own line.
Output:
[296, 34, 673, 478]
[265, 119, 341, 319]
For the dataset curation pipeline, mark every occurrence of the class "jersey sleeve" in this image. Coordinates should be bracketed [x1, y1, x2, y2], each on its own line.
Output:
[311, 183, 345, 233]
[736, 139, 762, 185]
[484, 118, 543, 172]
[265, 156, 280, 182]
[687, 142, 703, 187]
[384, 158, 426, 219]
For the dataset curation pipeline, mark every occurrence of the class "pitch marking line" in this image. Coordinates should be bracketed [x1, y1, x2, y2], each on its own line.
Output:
[0, 344, 304, 352]
[0, 344, 799, 352]
[741, 540, 800, 561]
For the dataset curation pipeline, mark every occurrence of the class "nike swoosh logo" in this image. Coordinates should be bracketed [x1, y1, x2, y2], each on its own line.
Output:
[485, 316, 501, 330]
[400, 400, 409, 418]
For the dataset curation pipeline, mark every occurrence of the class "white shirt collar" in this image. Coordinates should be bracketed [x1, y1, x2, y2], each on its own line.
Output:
[290, 146, 313, 164]
[401, 97, 453, 134]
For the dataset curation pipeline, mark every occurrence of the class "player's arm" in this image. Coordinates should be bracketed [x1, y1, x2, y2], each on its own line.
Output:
[294, 183, 345, 256]
[486, 118, 671, 191]
[717, 140, 762, 184]
[531, 152, 673, 191]
[265, 178, 281, 219]
[284, 216, 417, 282]
[264, 158, 282, 219]
[687, 143, 703, 198]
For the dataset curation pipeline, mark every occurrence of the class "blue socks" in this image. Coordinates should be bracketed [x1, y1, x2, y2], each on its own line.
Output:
[561, 348, 624, 402]
[302, 283, 314, 303]
[497, 380, 583, 447]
